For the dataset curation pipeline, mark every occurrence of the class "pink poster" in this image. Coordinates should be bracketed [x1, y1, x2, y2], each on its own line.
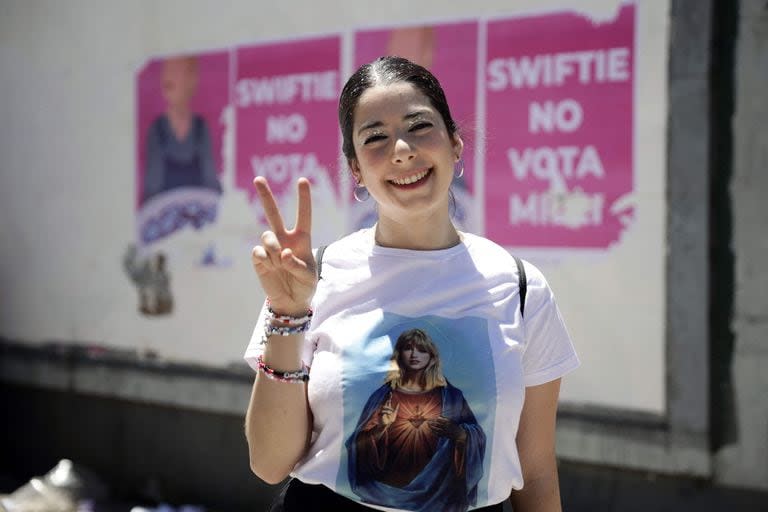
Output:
[485, 4, 635, 249]
[135, 51, 230, 246]
[352, 22, 479, 232]
[235, 36, 342, 209]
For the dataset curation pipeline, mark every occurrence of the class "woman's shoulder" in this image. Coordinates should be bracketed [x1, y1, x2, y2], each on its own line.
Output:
[147, 114, 167, 137]
[461, 233, 550, 285]
[152, 113, 172, 127]
[192, 113, 210, 134]
[316, 228, 373, 258]
[462, 232, 518, 265]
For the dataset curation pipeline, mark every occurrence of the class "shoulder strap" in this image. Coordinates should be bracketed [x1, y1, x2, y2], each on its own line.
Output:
[315, 245, 328, 280]
[156, 117, 168, 146]
[193, 115, 205, 144]
[513, 255, 527, 318]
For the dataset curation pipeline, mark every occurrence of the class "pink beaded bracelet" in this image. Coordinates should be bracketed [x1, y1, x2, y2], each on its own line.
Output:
[256, 355, 309, 383]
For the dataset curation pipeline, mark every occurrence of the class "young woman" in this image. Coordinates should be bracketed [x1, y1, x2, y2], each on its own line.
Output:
[244, 56, 579, 511]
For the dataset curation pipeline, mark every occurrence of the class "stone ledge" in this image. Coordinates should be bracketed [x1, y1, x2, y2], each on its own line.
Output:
[0, 341, 252, 416]
[0, 342, 711, 477]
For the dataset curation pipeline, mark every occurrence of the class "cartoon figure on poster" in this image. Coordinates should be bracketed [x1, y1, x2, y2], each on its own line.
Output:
[346, 328, 485, 511]
[352, 23, 479, 234]
[142, 56, 222, 202]
[139, 55, 222, 246]
[127, 53, 231, 316]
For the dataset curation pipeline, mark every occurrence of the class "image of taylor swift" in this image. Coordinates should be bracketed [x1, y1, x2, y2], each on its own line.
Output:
[346, 328, 485, 512]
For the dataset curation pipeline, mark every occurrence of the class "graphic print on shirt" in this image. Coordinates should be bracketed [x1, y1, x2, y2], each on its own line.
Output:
[335, 313, 497, 512]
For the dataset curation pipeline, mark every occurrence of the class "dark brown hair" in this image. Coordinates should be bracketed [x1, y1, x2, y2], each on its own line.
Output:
[338, 56, 458, 166]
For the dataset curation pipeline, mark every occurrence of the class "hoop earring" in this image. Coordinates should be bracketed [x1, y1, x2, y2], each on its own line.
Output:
[353, 184, 370, 202]
[454, 158, 465, 179]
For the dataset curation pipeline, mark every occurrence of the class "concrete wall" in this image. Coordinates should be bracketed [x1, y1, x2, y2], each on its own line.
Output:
[714, 0, 768, 491]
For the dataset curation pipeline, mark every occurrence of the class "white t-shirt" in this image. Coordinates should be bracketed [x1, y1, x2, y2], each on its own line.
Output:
[245, 228, 579, 511]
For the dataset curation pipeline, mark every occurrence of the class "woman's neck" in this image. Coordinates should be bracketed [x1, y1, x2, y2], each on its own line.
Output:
[165, 107, 193, 140]
[375, 212, 460, 251]
[166, 104, 192, 120]
[399, 376, 428, 393]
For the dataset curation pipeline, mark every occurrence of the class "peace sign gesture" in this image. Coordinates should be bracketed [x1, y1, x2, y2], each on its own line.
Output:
[251, 176, 316, 315]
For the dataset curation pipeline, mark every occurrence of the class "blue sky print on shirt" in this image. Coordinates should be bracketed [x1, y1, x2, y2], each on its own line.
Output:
[335, 312, 496, 512]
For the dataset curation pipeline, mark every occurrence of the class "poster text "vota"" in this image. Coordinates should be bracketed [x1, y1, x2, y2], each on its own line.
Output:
[237, 70, 337, 185]
[487, 48, 630, 228]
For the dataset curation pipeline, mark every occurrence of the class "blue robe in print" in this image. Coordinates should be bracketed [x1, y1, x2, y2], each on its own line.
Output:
[346, 381, 485, 512]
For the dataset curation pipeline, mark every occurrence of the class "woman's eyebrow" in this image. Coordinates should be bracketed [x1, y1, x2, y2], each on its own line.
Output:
[358, 110, 434, 135]
[358, 120, 383, 134]
[404, 109, 432, 120]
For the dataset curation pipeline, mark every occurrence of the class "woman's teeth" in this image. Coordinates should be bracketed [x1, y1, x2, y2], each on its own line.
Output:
[390, 169, 430, 185]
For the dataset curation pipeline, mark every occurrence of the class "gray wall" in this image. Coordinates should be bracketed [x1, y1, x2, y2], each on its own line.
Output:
[714, 0, 768, 490]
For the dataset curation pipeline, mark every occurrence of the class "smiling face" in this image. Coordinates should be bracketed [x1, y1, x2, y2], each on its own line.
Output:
[350, 82, 463, 224]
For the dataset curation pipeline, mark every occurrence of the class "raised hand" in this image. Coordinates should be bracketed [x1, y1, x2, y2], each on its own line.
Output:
[379, 393, 400, 428]
[251, 176, 316, 315]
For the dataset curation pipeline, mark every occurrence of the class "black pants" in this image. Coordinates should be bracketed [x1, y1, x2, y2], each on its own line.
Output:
[269, 478, 505, 511]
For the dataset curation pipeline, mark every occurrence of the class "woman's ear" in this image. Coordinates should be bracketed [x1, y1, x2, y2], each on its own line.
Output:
[452, 135, 464, 161]
[350, 159, 363, 185]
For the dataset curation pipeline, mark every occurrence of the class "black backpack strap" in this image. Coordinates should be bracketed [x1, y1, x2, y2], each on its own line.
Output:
[315, 245, 328, 280]
[193, 115, 205, 144]
[157, 117, 169, 146]
[513, 255, 527, 318]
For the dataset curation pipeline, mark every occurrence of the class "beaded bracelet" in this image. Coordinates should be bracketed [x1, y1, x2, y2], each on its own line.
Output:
[265, 322, 312, 336]
[260, 323, 311, 345]
[256, 354, 309, 383]
[266, 299, 313, 326]
[261, 299, 313, 345]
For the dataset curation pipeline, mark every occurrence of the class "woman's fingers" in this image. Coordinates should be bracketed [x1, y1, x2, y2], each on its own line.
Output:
[294, 178, 312, 234]
[253, 176, 286, 234]
[252, 241, 316, 294]
[255, 176, 313, 237]
[280, 248, 316, 284]
[251, 231, 284, 274]
[251, 177, 317, 305]
[381, 402, 398, 414]
[261, 231, 283, 261]
[251, 245, 273, 275]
